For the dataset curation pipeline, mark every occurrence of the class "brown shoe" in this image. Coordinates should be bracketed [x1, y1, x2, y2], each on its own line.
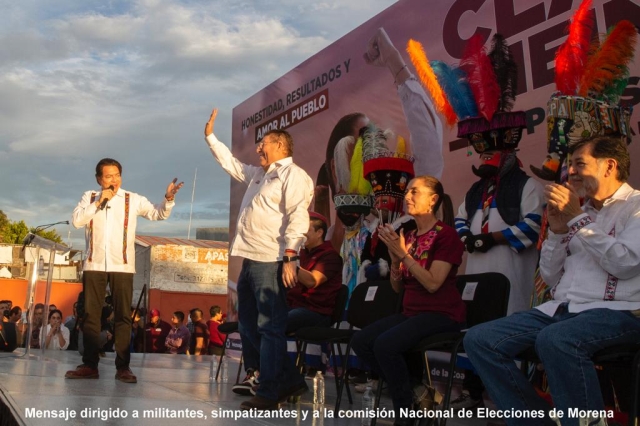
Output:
[239, 395, 279, 411]
[115, 368, 137, 383]
[65, 364, 99, 379]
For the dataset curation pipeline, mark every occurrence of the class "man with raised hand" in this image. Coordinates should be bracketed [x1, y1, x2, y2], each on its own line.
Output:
[204, 108, 314, 410]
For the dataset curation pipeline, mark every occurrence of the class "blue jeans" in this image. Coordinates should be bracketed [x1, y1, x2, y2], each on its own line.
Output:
[350, 312, 460, 414]
[464, 307, 640, 426]
[286, 307, 331, 333]
[237, 259, 301, 400]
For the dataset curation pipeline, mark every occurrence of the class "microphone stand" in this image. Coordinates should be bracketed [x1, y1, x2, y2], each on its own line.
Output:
[22, 221, 70, 252]
[19, 221, 71, 358]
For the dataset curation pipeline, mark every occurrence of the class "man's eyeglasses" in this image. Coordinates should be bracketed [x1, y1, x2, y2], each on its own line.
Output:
[256, 140, 278, 149]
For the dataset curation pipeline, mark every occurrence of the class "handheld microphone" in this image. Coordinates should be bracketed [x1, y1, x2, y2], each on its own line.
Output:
[99, 186, 115, 210]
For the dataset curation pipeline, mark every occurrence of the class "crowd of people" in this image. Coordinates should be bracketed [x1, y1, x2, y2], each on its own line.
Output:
[0, 298, 232, 357]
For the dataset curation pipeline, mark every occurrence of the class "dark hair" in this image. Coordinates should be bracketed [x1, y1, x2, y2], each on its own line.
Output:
[95, 158, 122, 178]
[569, 136, 631, 182]
[48, 309, 63, 321]
[209, 306, 221, 317]
[190, 308, 203, 318]
[310, 218, 328, 240]
[412, 176, 455, 228]
[173, 311, 185, 322]
[34, 303, 44, 312]
[9, 306, 22, 317]
[263, 129, 294, 156]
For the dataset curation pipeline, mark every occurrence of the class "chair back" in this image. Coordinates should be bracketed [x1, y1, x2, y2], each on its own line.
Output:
[456, 272, 510, 327]
[330, 285, 350, 327]
[347, 280, 400, 330]
[218, 321, 239, 335]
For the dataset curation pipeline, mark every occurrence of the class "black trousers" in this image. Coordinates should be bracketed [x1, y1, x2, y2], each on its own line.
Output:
[82, 271, 133, 369]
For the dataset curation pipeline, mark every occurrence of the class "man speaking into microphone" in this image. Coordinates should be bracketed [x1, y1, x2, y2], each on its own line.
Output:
[67, 158, 183, 383]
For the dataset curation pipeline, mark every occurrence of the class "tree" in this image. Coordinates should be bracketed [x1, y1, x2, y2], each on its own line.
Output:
[2, 220, 29, 244]
[0, 210, 9, 243]
[35, 228, 63, 244]
[0, 215, 63, 245]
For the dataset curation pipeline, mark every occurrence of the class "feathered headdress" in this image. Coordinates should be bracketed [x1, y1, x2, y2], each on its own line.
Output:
[408, 33, 526, 154]
[332, 135, 373, 218]
[456, 34, 526, 154]
[578, 20, 637, 102]
[360, 123, 415, 223]
[407, 39, 458, 126]
[530, 0, 636, 181]
[554, 0, 595, 95]
[459, 34, 501, 122]
[332, 123, 415, 221]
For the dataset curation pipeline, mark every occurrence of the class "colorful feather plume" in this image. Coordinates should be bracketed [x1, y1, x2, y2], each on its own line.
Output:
[361, 123, 389, 160]
[348, 137, 371, 196]
[407, 39, 457, 126]
[488, 34, 518, 112]
[459, 34, 500, 122]
[395, 135, 407, 156]
[578, 20, 638, 98]
[602, 69, 631, 103]
[333, 136, 355, 194]
[554, 0, 595, 95]
[430, 60, 478, 120]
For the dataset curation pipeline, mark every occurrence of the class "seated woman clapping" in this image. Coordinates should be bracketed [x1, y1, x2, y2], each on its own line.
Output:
[350, 176, 465, 425]
[41, 309, 70, 350]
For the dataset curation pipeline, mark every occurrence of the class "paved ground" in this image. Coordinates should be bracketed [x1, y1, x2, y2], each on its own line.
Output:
[0, 349, 494, 426]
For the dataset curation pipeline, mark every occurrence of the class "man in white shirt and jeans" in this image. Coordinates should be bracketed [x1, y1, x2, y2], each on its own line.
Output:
[66, 158, 183, 383]
[464, 136, 640, 426]
[204, 108, 314, 410]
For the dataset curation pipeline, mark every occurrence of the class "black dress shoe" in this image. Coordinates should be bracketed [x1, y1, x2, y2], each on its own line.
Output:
[240, 396, 279, 411]
[278, 380, 309, 402]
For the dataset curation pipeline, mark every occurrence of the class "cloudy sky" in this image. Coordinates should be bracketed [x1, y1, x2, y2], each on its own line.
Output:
[0, 0, 396, 250]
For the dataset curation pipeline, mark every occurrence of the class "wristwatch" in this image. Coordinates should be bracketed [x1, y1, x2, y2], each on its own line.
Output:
[282, 255, 299, 263]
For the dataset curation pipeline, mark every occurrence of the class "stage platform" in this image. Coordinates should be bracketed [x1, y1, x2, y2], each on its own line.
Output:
[0, 350, 489, 426]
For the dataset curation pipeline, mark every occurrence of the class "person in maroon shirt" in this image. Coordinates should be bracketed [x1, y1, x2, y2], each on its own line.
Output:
[350, 176, 465, 426]
[286, 212, 343, 332]
[188, 308, 209, 355]
[144, 309, 172, 353]
[207, 305, 225, 356]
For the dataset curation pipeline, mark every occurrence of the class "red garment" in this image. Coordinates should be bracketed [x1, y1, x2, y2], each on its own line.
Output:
[145, 319, 172, 353]
[287, 240, 343, 316]
[401, 221, 466, 323]
[207, 319, 225, 348]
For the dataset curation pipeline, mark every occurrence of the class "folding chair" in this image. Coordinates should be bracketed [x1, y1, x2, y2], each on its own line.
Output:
[292, 285, 350, 373]
[373, 272, 510, 426]
[210, 321, 243, 383]
[213, 286, 351, 388]
[295, 280, 401, 413]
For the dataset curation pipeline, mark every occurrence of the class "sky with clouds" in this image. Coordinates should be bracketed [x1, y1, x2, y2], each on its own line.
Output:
[0, 0, 396, 250]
